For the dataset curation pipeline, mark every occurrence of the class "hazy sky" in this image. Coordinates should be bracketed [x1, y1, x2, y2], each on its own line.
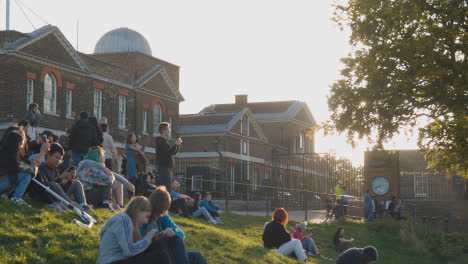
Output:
[0, 0, 419, 164]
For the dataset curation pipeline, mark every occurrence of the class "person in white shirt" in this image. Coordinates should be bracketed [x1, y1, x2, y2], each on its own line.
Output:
[100, 123, 123, 208]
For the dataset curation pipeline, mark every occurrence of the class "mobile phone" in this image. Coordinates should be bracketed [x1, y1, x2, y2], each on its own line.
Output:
[42, 135, 48, 142]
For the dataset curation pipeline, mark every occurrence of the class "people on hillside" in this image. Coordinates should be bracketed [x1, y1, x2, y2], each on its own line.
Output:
[0, 129, 48, 207]
[28, 143, 91, 212]
[126, 132, 145, 189]
[169, 179, 192, 219]
[69, 112, 99, 166]
[333, 227, 354, 253]
[24, 103, 42, 141]
[387, 196, 396, 218]
[393, 199, 406, 220]
[262, 208, 307, 262]
[364, 190, 375, 222]
[89, 116, 104, 146]
[76, 147, 134, 210]
[58, 128, 72, 172]
[140, 186, 208, 264]
[97, 196, 175, 264]
[190, 192, 217, 224]
[200, 192, 223, 224]
[335, 246, 378, 264]
[155, 122, 182, 192]
[334, 180, 344, 218]
[101, 124, 118, 171]
[291, 222, 321, 257]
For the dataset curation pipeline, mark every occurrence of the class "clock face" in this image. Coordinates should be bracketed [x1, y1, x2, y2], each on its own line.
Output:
[372, 177, 390, 195]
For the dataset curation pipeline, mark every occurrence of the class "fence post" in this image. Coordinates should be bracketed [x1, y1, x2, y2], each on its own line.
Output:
[225, 183, 229, 213]
[265, 189, 269, 217]
[304, 190, 308, 221]
[246, 192, 249, 215]
[412, 207, 416, 224]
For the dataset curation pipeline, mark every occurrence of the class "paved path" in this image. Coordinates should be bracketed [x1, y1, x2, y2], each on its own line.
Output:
[231, 210, 330, 224]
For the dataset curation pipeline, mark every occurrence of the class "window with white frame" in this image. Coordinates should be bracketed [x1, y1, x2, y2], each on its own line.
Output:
[43, 73, 57, 114]
[414, 171, 428, 198]
[168, 116, 173, 139]
[65, 89, 72, 118]
[94, 88, 102, 119]
[242, 140, 249, 155]
[142, 109, 148, 134]
[299, 132, 305, 153]
[26, 79, 34, 108]
[293, 137, 297, 153]
[118, 95, 126, 128]
[241, 115, 249, 136]
[153, 104, 162, 136]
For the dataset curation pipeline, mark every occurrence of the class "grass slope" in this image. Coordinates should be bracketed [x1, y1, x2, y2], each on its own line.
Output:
[0, 199, 467, 264]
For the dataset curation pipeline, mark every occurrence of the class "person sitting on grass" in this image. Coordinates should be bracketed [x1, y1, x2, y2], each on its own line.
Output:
[335, 246, 378, 264]
[28, 143, 91, 212]
[141, 186, 207, 264]
[200, 192, 223, 224]
[169, 179, 192, 219]
[291, 222, 320, 256]
[97, 196, 175, 264]
[76, 147, 135, 210]
[190, 192, 217, 224]
[262, 208, 307, 263]
[333, 227, 354, 253]
[0, 129, 48, 207]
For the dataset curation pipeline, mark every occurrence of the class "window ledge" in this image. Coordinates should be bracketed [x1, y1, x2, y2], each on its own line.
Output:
[66, 116, 74, 120]
[119, 127, 128, 131]
[142, 132, 148, 135]
[44, 112, 59, 117]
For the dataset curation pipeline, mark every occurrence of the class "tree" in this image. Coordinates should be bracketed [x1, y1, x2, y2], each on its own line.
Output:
[327, 0, 467, 178]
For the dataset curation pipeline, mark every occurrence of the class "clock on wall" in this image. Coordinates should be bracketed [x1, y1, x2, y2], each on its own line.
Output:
[371, 177, 390, 195]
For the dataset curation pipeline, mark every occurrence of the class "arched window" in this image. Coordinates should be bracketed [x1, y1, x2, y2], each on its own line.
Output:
[43, 73, 57, 114]
[153, 104, 162, 136]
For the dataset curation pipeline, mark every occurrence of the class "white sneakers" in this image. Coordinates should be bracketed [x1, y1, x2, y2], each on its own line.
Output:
[10, 197, 31, 208]
[208, 218, 218, 225]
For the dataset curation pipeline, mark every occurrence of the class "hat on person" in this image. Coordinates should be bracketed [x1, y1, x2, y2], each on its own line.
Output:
[362, 246, 378, 261]
[338, 180, 344, 185]
[298, 222, 307, 230]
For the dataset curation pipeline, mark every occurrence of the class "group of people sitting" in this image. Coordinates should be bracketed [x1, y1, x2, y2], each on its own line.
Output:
[262, 208, 378, 263]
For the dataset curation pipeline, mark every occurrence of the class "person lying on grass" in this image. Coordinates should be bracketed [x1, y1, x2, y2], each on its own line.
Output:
[28, 143, 91, 212]
[97, 196, 175, 264]
[76, 146, 135, 211]
[333, 227, 354, 253]
[189, 192, 217, 225]
[200, 191, 223, 224]
[140, 186, 207, 264]
[262, 208, 307, 262]
[335, 246, 378, 264]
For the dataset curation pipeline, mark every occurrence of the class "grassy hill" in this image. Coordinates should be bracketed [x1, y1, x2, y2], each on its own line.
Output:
[0, 199, 467, 264]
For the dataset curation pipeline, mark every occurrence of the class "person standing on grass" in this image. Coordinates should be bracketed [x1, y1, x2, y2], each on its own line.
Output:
[24, 103, 42, 141]
[333, 227, 354, 253]
[364, 189, 375, 222]
[69, 112, 99, 166]
[335, 246, 378, 264]
[335, 180, 344, 218]
[97, 196, 176, 264]
[89, 116, 104, 146]
[141, 186, 208, 264]
[101, 124, 118, 171]
[200, 192, 223, 224]
[262, 208, 308, 262]
[126, 132, 145, 189]
[155, 122, 182, 192]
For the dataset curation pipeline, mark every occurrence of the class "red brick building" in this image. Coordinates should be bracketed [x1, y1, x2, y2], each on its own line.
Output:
[0, 26, 184, 153]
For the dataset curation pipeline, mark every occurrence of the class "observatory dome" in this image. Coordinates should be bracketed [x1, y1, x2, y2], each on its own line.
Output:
[94, 27, 152, 56]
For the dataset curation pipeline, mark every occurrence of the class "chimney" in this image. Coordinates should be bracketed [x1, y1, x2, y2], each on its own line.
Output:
[235, 94, 248, 105]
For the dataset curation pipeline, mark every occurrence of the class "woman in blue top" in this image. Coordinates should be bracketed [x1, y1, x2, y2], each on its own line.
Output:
[125, 133, 144, 181]
[200, 192, 223, 224]
[141, 186, 207, 264]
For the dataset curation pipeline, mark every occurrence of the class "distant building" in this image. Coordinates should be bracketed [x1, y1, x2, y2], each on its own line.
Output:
[0, 26, 184, 153]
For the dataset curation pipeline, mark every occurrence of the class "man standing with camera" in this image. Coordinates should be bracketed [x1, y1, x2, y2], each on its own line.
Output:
[155, 122, 182, 192]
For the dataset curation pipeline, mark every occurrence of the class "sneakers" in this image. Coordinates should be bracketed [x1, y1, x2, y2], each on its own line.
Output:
[45, 202, 66, 213]
[79, 203, 92, 212]
[10, 197, 31, 208]
[208, 218, 218, 225]
[307, 251, 315, 256]
[1, 194, 9, 200]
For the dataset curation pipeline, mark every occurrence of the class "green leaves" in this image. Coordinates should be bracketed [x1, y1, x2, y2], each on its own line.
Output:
[330, 0, 468, 178]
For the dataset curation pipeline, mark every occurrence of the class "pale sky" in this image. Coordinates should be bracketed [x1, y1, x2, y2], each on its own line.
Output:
[0, 0, 419, 165]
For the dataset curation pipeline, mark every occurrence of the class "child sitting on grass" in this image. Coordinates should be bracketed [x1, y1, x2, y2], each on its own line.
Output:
[291, 222, 333, 261]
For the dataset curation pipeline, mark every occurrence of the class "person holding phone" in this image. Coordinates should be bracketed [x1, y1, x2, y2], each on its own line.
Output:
[97, 196, 175, 264]
[155, 122, 182, 192]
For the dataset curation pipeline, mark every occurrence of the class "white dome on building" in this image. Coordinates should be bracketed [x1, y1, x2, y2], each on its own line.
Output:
[94, 27, 152, 55]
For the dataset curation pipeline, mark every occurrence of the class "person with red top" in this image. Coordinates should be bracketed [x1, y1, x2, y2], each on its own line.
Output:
[291, 222, 319, 256]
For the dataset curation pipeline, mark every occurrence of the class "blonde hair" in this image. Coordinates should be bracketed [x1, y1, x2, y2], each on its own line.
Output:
[124, 196, 152, 242]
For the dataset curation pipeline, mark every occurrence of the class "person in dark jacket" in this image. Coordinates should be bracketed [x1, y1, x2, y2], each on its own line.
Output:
[24, 103, 42, 141]
[88, 116, 104, 146]
[335, 246, 378, 264]
[69, 112, 98, 166]
[155, 122, 181, 192]
[262, 208, 307, 262]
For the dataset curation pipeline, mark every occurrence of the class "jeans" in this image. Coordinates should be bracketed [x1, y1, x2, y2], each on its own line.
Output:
[0, 173, 32, 198]
[165, 236, 207, 264]
[49, 180, 86, 204]
[192, 207, 215, 222]
[72, 152, 86, 167]
[158, 167, 172, 192]
[366, 210, 374, 222]
[277, 239, 307, 262]
[302, 237, 319, 254]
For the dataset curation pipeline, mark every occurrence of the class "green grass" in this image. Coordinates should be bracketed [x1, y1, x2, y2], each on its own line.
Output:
[0, 199, 467, 263]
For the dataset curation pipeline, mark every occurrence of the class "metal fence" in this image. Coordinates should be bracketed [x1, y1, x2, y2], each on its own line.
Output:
[172, 153, 365, 220]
